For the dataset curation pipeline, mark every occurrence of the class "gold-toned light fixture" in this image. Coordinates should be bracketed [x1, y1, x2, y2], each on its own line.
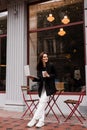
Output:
[58, 28, 66, 36]
[47, 13, 55, 22]
[61, 15, 70, 24]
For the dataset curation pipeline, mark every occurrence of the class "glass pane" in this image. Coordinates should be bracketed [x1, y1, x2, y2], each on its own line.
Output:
[29, 0, 83, 30]
[0, 37, 6, 91]
[0, 11, 7, 91]
[29, 0, 85, 92]
[0, 11, 7, 35]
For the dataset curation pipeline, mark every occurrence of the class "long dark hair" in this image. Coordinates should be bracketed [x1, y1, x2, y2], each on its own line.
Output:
[37, 52, 48, 71]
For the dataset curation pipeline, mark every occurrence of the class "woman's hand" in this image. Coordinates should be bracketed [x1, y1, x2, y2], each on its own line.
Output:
[42, 71, 50, 77]
[28, 76, 34, 80]
[45, 71, 50, 77]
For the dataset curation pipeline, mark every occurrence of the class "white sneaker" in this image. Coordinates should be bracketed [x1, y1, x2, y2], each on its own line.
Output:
[36, 121, 44, 128]
[27, 118, 37, 127]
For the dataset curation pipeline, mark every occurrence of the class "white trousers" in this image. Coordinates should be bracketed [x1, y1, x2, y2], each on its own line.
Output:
[33, 87, 49, 122]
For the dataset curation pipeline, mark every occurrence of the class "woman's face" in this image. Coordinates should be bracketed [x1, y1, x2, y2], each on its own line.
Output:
[42, 53, 48, 63]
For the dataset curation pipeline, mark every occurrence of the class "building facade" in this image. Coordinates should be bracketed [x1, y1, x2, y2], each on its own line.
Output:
[0, 0, 87, 115]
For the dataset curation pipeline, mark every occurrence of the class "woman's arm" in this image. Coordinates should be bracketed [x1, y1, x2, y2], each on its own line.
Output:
[28, 71, 43, 82]
[46, 63, 57, 79]
[28, 76, 40, 82]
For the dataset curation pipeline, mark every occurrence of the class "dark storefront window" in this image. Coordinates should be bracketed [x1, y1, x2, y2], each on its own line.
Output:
[28, 0, 85, 92]
[0, 36, 6, 91]
[0, 11, 7, 92]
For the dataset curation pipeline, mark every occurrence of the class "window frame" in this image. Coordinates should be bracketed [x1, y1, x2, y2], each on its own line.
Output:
[28, 0, 86, 94]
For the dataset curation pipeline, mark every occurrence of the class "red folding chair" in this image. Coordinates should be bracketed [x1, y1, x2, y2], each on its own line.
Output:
[45, 89, 65, 123]
[64, 89, 86, 124]
[21, 86, 39, 118]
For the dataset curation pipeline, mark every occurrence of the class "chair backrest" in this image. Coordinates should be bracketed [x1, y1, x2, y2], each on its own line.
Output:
[21, 86, 36, 101]
[55, 82, 64, 91]
[78, 89, 85, 103]
[21, 86, 30, 101]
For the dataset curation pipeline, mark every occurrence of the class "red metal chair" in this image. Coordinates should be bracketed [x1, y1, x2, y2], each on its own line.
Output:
[64, 89, 86, 124]
[21, 86, 39, 118]
[45, 89, 65, 123]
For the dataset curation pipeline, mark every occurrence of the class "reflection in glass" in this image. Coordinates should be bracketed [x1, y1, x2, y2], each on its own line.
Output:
[47, 14, 55, 22]
[29, 0, 85, 92]
[61, 15, 70, 24]
[58, 28, 66, 36]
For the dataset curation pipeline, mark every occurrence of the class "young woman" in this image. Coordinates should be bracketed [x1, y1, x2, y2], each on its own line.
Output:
[27, 52, 57, 128]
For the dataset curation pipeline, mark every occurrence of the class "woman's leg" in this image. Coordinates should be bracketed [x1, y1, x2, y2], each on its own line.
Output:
[33, 89, 49, 121]
[27, 88, 49, 127]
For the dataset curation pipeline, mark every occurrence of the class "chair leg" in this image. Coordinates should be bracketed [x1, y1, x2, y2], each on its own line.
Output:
[46, 97, 65, 118]
[45, 96, 54, 116]
[21, 102, 33, 118]
[65, 103, 85, 124]
[21, 100, 39, 118]
[46, 95, 65, 118]
[72, 104, 86, 120]
[52, 98, 65, 118]
[28, 101, 39, 116]
[47, 101, 60, 123]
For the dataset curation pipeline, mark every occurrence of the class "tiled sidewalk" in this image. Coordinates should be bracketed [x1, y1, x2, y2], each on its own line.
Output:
[0, 110, 87, 130]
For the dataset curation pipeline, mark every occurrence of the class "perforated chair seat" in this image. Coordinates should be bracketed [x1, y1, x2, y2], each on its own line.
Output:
[64, 99, 79, 104]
